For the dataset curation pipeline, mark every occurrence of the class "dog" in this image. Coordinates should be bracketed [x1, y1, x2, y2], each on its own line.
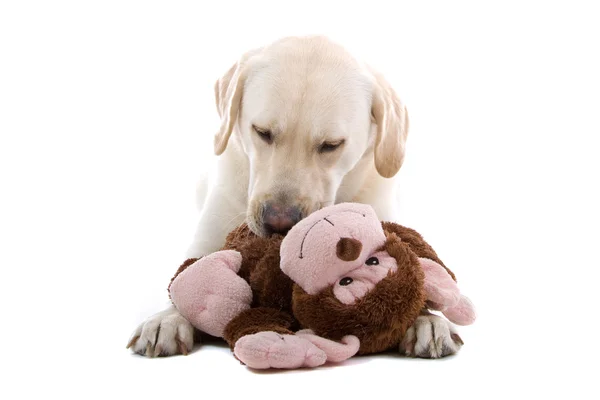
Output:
[127, 36, 463, 359]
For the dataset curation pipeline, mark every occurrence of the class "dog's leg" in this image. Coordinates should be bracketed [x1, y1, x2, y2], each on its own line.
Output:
[127, 180, 247, 357]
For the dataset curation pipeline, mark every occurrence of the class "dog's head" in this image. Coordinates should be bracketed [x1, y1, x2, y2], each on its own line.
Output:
[212, 36, 409, 236]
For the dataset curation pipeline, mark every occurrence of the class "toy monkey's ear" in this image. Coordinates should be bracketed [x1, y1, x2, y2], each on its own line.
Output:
[419, 257, 461, 308]
[419, 257, 476, 326]
[440, 295, 476, 326]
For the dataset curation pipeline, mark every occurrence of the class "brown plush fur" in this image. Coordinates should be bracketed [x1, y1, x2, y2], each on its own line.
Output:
[170, 222, 453, 355]
[223, 308, 297, 347]
[381, 222, 456, 281]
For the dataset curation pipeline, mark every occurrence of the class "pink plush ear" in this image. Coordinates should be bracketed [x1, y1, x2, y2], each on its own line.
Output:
[419, 257, 476, 326]
[419, 257, 461, 308]
[441, 295, 476, 326]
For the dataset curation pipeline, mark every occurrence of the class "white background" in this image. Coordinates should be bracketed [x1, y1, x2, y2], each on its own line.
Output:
[1, 1, 599, 399]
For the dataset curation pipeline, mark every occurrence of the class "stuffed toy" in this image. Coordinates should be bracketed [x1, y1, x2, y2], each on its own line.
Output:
[168, 203, 475, 369]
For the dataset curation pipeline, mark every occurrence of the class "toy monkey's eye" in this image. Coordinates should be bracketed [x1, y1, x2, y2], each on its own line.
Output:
[339, 277, 353, 286]
[366, 257, 379, 266]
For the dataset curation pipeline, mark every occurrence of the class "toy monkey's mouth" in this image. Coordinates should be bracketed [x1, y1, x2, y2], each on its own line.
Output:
[299, 217, 334, 259]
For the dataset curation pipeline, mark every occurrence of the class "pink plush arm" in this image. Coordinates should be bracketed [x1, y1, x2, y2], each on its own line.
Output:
[169, 250, 253, 337]
[233, 330, 360, 369]
[419, 257, 477, 326]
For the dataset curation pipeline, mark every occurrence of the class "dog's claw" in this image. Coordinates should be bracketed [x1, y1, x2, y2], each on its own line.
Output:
[145, 343, 152, 357]
[126, 335, 139, 349]
[451, 333, 464, 346]
[176, 338, 189, 355]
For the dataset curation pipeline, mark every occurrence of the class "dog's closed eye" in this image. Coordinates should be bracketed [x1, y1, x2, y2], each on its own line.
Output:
[318, 139, 345, 153]
[253, 125, 273, 144]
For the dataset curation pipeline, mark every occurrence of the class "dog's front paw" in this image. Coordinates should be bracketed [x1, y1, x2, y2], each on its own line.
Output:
[234, 332, 327, 369]
[127, 306, 195, 357]
[399, 314, 463, 358]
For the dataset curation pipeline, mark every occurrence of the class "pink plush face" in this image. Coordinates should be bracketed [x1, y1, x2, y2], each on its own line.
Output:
[332, 250, 398, 304]
[280, 203, 394, 303]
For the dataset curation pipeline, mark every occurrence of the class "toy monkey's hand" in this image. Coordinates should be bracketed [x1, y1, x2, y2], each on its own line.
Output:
[233, 330, 359, 369]
[419, 258, 476, 326]
[295, 329, 360, 362]
[169, 250, 253, 337]
[234, 332, 327, 369]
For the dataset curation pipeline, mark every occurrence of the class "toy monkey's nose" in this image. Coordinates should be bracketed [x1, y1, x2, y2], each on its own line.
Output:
[262, 203, 302, 235]
[336, 237, 363, 261]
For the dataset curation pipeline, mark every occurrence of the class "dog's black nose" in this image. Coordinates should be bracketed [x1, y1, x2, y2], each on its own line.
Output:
[262, 203, 302, 235]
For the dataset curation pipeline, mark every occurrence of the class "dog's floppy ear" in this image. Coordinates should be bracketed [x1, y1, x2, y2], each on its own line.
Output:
[370, 68, 409, 178]
[213, 48, 263, 155]
[213, 59, 246, 155]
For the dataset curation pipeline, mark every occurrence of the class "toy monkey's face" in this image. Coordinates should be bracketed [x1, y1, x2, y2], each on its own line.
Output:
[332, 249, 398, 304]
[280, 203, 426, 354]
[280, 203, 389, 295]
[289, 234, 425, 354]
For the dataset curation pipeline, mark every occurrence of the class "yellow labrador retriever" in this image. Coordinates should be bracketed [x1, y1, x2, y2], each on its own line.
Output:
[128, 36, 462, 358]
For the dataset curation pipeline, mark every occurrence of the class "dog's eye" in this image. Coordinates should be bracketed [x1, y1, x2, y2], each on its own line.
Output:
[339, 277, 353, 286]
[253, 125, 273, 144]
[366, 257, 379, 266]
[318, 140, 345, 153]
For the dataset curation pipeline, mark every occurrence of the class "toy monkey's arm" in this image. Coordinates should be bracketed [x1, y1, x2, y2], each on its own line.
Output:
[169, 250, 253, 337]
[295, 329, 360, 362]
[247, 241, 295, 310]
[221, 223, 280, 282]
[222, 224, 294, 310]
[232, 329, 360, 369]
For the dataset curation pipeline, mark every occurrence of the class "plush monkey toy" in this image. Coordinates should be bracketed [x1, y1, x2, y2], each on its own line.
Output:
[168, 203, 475, 369]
